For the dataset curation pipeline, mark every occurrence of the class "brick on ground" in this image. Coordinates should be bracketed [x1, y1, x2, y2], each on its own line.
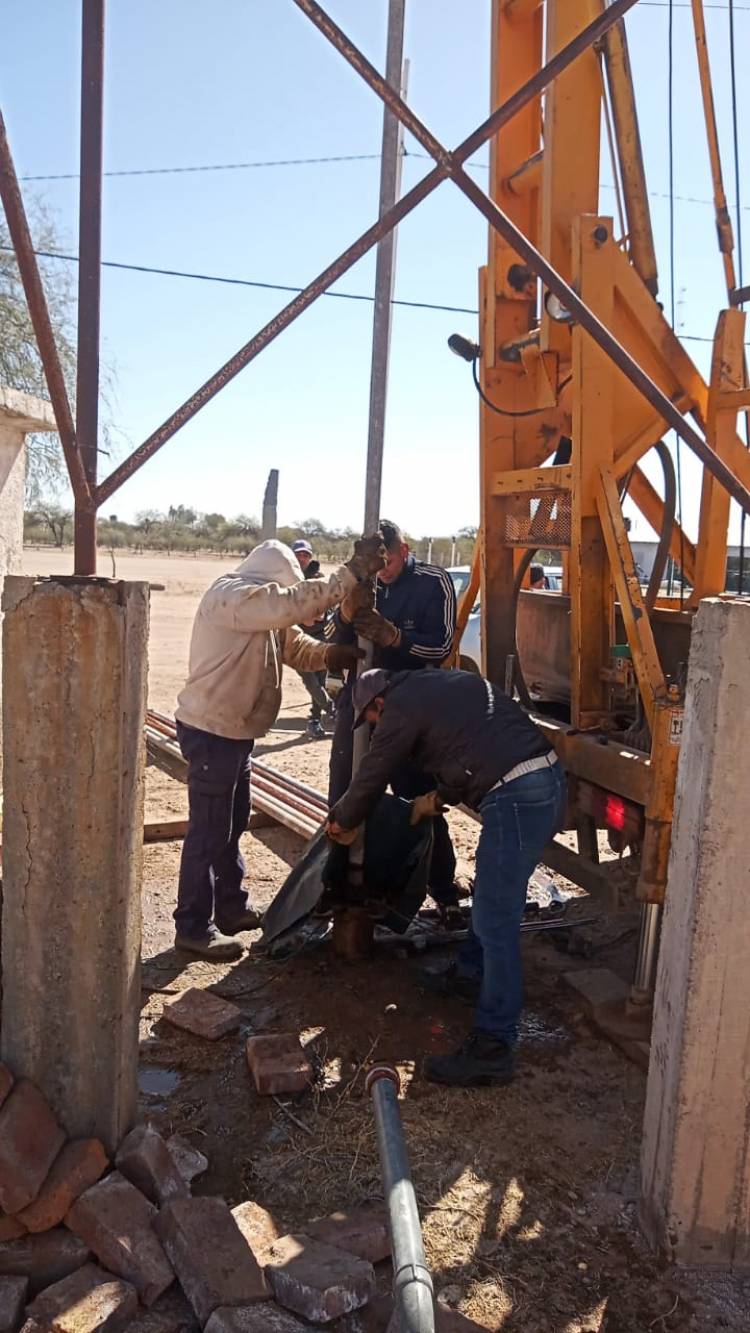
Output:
[66, 1173, 173, 1307]
[245, 1036, 312, 1096]
[563, 967, 629, 1016]
[0, 1218, 25, 1245]
[231, 1203, 280, 1266]
[22, 1262, 137, 1333]
[0, 1276, 27, 1333]
[204, 1306, 311, 1333]
[265, 1233, 375, 1324]
[306, 1207, 390, 1264]
[116, 1126, 188, 1206]
[0, 1081, 66, 1215]
[17, 1141, 107, 1235]
[165, 1137, 208, 1189]
[0, 1068, 13, 1113]
[155, 1197, 269, 1326]
[0, 1231, 90, 1295]
[162, 990, 241, 1041]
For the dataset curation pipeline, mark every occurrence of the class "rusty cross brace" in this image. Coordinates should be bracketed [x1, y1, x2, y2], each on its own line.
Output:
[291, 0, 750, 516]
[94, 0, 642, 505]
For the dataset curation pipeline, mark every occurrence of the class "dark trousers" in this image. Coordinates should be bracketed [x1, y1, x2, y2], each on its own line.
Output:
[300, 669, 330, 722]
[328, 683, 457, 903]
[175, 721, 254, 938]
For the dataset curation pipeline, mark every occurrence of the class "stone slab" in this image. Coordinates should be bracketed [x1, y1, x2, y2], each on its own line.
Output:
[231, 1203, 280, 1266]
[306, 1208, 390, 1264]
[165, 1137, 207, 1188]
[563, 967, 629, 1016]
[0, 1081, 66, 1215]
[265, 1233, 375, 1323]
[155, 1197, 269, 1326]
[204, 1305, 310, 1333]
[162, 991, 241, 1041]
[66, 1173, 173, 1307]
[0, 1219, 25, 1245]
[0, 1232, 90, 1295]
[0, 1276, 27, 1333]
[245, 1036, 312, 1096]
[24, 1262, 138, 1332]
[116, 1126, 188, 1206]
[17, 1142, 108, 1234]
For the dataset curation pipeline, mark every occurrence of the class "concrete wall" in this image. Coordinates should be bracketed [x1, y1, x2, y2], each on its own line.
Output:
[640, 597, 750, 1269]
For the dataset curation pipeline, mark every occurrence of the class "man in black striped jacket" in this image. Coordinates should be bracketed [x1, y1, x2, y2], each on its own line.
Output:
[327, 519, 459, 907]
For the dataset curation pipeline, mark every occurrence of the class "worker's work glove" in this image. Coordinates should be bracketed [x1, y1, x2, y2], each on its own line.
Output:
[345, 533, 388, 581]
[340, 578, 375, 624]
[325, 643, 365, 673]
[409, 791, 446, 825]
[352, 608, 400, 648]
[325, 818, 359, 846]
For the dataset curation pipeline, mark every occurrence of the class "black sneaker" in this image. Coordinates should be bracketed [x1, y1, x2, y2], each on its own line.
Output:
[423, 1030, 515, 1087]
[306, 718, 326, 740]
[419, 963, 480, 1003]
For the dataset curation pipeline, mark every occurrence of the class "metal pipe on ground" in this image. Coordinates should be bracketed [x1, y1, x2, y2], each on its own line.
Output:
[366, 1066, 434, 1333]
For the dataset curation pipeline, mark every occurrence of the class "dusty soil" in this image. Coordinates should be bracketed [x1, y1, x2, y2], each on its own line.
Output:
[22, 549, 750, 1331]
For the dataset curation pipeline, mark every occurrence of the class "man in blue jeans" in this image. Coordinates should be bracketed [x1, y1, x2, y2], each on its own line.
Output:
[326, 667, 567, 1087]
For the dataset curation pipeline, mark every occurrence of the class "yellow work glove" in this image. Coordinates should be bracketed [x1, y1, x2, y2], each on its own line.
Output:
[409, 791, 446, 825]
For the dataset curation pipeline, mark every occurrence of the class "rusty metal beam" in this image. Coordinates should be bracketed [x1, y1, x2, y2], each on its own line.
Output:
[73, 0, 105, 575]
[0, 111, 90, 507]
[95, 0, 641, 504]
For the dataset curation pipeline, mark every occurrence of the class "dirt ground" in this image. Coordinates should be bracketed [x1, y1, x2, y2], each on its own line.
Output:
[22, 549, 750, 1331]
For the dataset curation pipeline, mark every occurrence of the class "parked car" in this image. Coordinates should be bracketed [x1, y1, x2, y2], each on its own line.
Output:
[448, 564, 562, 674]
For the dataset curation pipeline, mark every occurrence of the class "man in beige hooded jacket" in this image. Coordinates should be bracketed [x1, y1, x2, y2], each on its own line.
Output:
[174, 534, 385, 958]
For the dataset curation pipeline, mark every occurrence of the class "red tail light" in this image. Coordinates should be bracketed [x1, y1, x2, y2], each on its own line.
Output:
[604, 794, 627, 832]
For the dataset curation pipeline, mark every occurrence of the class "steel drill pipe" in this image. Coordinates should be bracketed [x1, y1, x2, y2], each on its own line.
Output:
[366, 1066, 435, 1333]
[94, 0, 639, 505]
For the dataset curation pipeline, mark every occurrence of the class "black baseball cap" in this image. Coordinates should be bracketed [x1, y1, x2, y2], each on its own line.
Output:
[352, 668, 392, 728]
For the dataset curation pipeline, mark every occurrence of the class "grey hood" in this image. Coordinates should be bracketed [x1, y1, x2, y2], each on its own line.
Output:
[235, 540, 303, 588]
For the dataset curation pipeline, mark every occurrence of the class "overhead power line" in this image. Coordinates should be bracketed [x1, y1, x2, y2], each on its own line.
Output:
[0, 241, 715, 342]
[19, 152, 383, 183]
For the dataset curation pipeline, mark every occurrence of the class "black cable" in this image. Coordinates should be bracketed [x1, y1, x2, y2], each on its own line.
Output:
[471, 358, 572, 417]
[19, 152, 383, 182]
[729, 0, 748, 594]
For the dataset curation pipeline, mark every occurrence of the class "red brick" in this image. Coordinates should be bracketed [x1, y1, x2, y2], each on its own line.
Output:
[0, 1276, 27, 1333]
[165, 1136, 207, 1188]
[0, 1068, 13, 1113]
[0, 1217, 25, 1244]
[245, 1036, 312, 1096]
[264, 1233, 375, 1324]
[66, 1172, 173, 1307]
[231, 1203, 279, 1266]
[116, 1125, 188, 1206]
[306, 1207, 390, 1264]
[204, 1306, 309, 1333]
[154, 1198, 269, 1326]
[17, 1141, 107, 1235]
[0, 1081, 66, 1215]
[162, 989, 241, 1041]
[0, 1230, 90, 1295]
[23, 1262, 138, 1332]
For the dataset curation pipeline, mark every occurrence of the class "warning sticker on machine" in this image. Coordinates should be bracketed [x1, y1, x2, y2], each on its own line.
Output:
[668, 710, 684, 745]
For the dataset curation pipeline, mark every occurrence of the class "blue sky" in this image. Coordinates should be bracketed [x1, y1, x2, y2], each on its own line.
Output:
[2, 1, 749, 539]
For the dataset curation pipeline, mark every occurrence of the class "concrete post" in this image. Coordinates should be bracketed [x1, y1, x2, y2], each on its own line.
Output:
[640, 597, 750, 1269]
[0, 386, 57, 785]
[1, 575, 149, 1153]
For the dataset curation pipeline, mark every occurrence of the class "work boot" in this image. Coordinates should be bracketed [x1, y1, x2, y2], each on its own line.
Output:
[423, 1030, 515, 1088]
[174, 926, 244, 961]
[419, 962, 480, 1003]
[306, 718, 326, 740]
[214, 909, 262, 935]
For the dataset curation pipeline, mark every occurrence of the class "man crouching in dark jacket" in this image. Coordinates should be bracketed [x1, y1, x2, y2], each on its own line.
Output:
[326, 668, 567, 1088]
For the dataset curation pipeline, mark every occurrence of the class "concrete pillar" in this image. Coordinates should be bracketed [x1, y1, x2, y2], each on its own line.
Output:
[640, 597, 750, 1269]
[1, 575, 149, 1153]
[0, 386, 57, 785]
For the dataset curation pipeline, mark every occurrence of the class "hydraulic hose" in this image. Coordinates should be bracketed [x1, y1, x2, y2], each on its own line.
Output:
[645, 441, 676, 613]
[366, 1066, 435, 1333]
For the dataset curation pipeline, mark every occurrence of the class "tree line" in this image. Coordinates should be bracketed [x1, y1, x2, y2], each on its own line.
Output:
[23, 505, 479, 568]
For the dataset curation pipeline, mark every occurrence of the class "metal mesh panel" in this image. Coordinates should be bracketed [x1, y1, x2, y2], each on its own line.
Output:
[502, 489, 572, 548]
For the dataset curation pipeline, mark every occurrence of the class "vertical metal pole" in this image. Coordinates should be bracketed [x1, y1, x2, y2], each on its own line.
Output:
[73, 0, 105, 576]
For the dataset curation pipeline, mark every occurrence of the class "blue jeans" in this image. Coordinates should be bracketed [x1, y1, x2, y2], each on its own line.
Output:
[175, 722, 254, 938]
[458, 763, 567, 1043]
